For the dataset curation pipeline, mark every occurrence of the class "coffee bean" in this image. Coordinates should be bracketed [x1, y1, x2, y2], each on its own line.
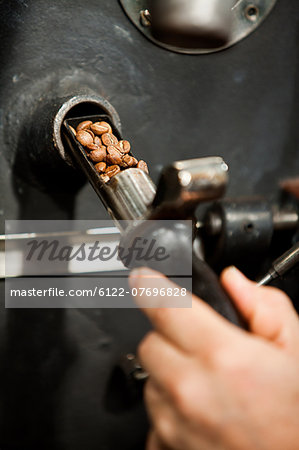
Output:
[102, 133, 118, 146]
[94, 136, 102, 146]
[117, 140, 131, 154]
[91, 122, 110, 136]
[76, 120, 92, 132]
[105, 165, 121, 178]
[74, 119, 149, 180]
[85, 129, 95, 140]
[76, 130, 94, 147]
[95, 162, 107, 172]
[106, 145, 123, 165]
[100, 121, 113, 134]
[86, 143, 99, 152]
[137, 160, 149, 173]
[121, 154, 137, 168]
[89, 147, 107, 163]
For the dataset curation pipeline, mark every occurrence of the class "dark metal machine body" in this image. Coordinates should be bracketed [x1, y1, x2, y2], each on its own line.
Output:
[0, 1, 298, 449]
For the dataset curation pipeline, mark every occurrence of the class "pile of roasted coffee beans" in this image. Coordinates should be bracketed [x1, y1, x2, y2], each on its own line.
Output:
[70, 120, 149, 183]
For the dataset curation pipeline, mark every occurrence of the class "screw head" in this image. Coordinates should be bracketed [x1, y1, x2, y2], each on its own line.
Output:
[140, 9, 151, 27]
[245, 4, 259, 22]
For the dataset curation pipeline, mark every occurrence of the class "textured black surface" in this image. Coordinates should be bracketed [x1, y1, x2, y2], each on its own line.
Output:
[0, 0, 298, 448]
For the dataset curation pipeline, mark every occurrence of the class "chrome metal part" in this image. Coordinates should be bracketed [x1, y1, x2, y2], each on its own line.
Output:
[63, 115, 156, 226]
[151, 157, 228, 218]
[139, 9, 151, 27]
[64, 115, 224, 225]
[257, 242, 299, 285]
[101, 169, 156, 225]
[119, 0, 277, 54]
[272, 207, 299, 231]
[124, 354, 149, 382]
[203, 198, 274, 264]
[1, 227, 124, 278]
[148, 0, 235, 49]
[257, 272, 273, 286]
[204, 210, 223, 236]
[110, 353, 148, 406]
[205, 204, 299, 235]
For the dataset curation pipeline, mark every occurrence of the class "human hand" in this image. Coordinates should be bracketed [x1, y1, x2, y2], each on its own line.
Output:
[129, 266, 299, 450]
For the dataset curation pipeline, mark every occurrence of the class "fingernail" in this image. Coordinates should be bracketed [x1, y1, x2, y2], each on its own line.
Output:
[223, 266, 241, 281]
[224, 266, 240, 278]
[226, 265, 238, 273]
[224, 266, 251, 285]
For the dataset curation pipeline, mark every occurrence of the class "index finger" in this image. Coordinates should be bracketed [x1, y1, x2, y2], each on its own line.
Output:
[129, 267, 241, 357]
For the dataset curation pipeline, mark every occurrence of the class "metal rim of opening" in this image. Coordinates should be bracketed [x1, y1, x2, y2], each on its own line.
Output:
[53, 95, 121, 165]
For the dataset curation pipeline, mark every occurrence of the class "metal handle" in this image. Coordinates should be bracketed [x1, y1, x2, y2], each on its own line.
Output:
[192, 253, 246, 328]
[120, 220, 246, 328]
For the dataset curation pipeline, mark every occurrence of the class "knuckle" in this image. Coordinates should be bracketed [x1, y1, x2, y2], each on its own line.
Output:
[144, 380, 158, 404]
[211, 349, 230, 369]
[171, 376, 219, 428]
[166, 373, 182, 398]
[155, 416, 176, 446]
[208, 345, 229, 368]
[211, 346, 246, 373]
[169, 374, 195, 419]
[165, 372, 220, 430]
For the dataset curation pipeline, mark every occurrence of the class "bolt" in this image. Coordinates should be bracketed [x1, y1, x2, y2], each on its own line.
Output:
[245, 4, 259, 22]
[140, 9, 151, 27]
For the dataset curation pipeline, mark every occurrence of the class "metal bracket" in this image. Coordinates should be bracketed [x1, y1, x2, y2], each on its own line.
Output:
[119, 0, 277, 54]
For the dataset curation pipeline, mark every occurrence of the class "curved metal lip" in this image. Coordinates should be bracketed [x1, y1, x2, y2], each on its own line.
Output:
[101, 167, 157, 223]
[53, 94, 121, 164]
[119, 0, 277, 54]
[104, 166, 151, 185]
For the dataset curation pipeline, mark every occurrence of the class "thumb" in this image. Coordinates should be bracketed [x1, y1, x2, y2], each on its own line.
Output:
[146, 430, 170, 450]
[220, 266, 299, 355]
